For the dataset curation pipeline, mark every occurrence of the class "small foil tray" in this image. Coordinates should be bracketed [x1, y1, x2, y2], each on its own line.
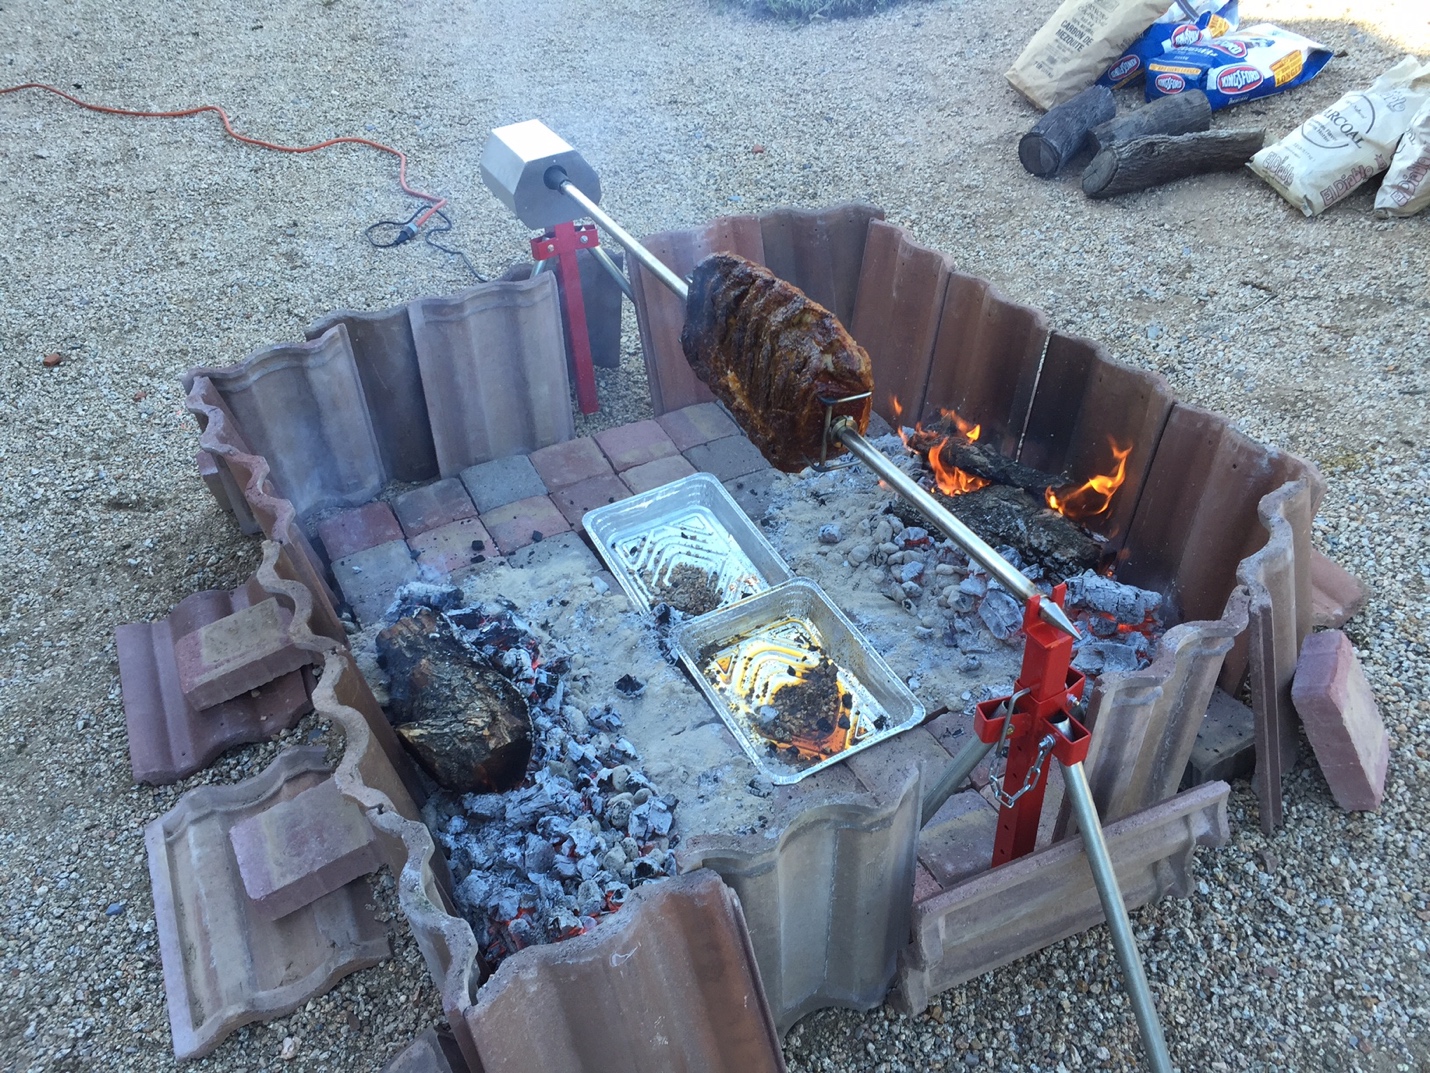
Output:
[583, 472, 792, 618]
[673, 579, 925, 784]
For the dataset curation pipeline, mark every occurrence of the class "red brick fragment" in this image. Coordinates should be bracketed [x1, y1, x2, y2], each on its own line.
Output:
[1291, 630, 1389, 811]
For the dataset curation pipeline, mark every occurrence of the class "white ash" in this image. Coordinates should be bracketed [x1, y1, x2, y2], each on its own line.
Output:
[391, 590, 678, 965]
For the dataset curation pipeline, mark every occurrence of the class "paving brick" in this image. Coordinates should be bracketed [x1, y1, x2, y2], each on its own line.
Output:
[528, 437, 612, 492]
[459, 455, 547, 515]
[1291, 630, 1389, 811]
[918, 789, 997, 888]
[391, 478, 477, 537]
[146, 747, 388, 1059]
[409, 517, 498, 578]
[621, 454, 698, 494]
[229, 777, 381, 921]
[480, 495, 572, 556]
[656, 402, 738, 451]
[317, 502, 404, 562]
[332, 541, 419, 628]
[722, 469, 791, 523]
[172, 597, 310, 710]
[594, 419, 679, 472]
[683, 434, 770, 482]
[1186, 687, 1255, 787]
[505, 530, 600, 574]
[550, 474, 631, 528]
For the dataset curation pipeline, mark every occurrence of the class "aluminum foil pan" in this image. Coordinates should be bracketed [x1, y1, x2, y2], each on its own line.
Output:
[583, 472, 792, 618]
[673, 579, 925, 784]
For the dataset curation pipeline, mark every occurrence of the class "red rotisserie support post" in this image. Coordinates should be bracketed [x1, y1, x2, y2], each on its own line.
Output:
[531, 221, 600, 415]
[974, 584, 1089, 866]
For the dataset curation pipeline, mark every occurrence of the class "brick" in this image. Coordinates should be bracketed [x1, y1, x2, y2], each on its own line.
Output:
[918, 789, 997, 888]
[550, 474, 631, 528]
[317, 502, 404, 562]
[480, 495, 572, 556]
[391, 478, 477, 537]
[1310, 549, 1367, 630]
[1186, 687, 1255, 787]
[506, 531, 602, 574]
[173, 597, 311, 711]
[683, 435, 770, 482]
[528, 437, 612, 491]
[594, 419, 679, 472]
[460, 454, 547, 515]
[332, 541, 419, 628]
[621, 454, 698, 494]
[722, 469, 789, 523]
[408, 517, 498, 578]
[656, 402, 738, 451]
[229, 778, 381, 921]
[1291, 630, 1389, 811]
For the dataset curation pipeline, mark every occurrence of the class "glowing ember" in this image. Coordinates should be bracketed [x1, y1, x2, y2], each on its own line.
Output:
[1045, 439, 1132, 520]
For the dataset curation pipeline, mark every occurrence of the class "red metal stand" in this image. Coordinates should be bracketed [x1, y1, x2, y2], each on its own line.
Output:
[974, 583, 1090, 866]
[530, 221, 600, 415]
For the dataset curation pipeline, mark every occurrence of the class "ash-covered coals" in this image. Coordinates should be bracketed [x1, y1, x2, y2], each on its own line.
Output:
[1063, 570, 1165, 676]
[654, 562, 724, 617]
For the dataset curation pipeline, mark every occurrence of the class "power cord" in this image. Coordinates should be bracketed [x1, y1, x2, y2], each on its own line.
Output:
[1, 81, 488, 277]
[365, 206, 488, 282]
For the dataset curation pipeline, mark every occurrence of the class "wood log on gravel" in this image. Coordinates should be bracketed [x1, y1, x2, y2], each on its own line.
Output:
[1018, 85, 1116, 178]
[1089, 91, 1212, 153]
[1082, 129, 1266, 199]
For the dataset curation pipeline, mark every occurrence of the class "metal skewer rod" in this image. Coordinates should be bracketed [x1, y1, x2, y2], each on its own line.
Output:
[834, 423, 1080, 640]
[556, 177, 690, 300]
[555, 174, 1077, 641]
[589, 244, 635, 302]
[921, 735, 996, 825]
[1058, 726, 1174, 1073]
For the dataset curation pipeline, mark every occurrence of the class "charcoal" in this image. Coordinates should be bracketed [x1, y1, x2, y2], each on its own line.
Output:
[563, 705, 590, 738]
[818, 523, 843, 544]
[959, 575, 988, 597]
[900, 561, 925, 584]
[550, 855, 579, 880]
[1065, 570, 1163, 623]
[994, 545, 1025, 571]
[390, 580, 464, 616]
[590, 706, 624, 731]
[615, 674, 646, 697]
[1087, 614, 1121, 638]
[604, 793, 635, 830]
[601, 845, 628, 874]
[954, 615, 995, 653]
[960, 655, 982, 673]
[1073, 640, 1144, 675]
[523, 834, 556, 875]
[979, 589, 1024, 640]
[604, 882, 631, 909]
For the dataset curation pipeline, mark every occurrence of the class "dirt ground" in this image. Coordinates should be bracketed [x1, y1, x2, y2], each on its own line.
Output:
[0, 0, 1427, 1070]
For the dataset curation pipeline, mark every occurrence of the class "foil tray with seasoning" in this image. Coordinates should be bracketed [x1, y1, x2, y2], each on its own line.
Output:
[583, 472, 792, 618]
[673, 579, 925, 785]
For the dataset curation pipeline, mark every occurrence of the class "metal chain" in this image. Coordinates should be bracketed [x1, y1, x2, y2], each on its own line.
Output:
[989, 732, 1057, 810]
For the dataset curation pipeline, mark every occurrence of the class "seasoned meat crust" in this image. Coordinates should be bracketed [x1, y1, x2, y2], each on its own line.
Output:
[680, 253, 873, 472]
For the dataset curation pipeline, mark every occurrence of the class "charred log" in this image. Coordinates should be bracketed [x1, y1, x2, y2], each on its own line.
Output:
[377, 608, 533, 793]
[907, 425, 1068, 497]
[932, 484, 1105, 580]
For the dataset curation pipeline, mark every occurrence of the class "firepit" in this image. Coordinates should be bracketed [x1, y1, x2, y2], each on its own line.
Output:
[131, 198, 1335, 1069]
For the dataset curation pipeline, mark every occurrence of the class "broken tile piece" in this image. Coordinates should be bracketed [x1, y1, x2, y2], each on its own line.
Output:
[467, 870, 782, 1073]
[147, 747, 388, 1059]
[332, 541, 419, 627]
[409, 517, 497, 578]
[229, 777, 381, 921]
[528, 436, 613, 492]
[1291, 630, 1389, 811]
[460, 454, 547, 515]
[621, 454, 698, 494]
[656, 402, 738, 452]
[594, 419, 679, 472]
[683, 435, 770, 481]
[392, 478, 478, 538]
[550, 474, 631, 528]
[1310, 548, 1367, 629]
[318, 502, 404, 562]
[480, 495, 572, 556]
[173, 597, 310, 710]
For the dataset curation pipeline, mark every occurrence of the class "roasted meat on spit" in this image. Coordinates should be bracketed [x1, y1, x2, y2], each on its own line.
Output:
[680, 253, 873, 472]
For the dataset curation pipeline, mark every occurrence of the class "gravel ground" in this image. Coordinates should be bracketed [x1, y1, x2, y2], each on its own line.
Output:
[1, 0, 1427, 1070]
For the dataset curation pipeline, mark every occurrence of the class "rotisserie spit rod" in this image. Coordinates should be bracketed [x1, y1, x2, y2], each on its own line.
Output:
[559, 177, 1078, 640]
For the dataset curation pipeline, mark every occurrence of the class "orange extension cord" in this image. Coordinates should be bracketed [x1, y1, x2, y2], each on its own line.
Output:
[0, 81, 447, 229]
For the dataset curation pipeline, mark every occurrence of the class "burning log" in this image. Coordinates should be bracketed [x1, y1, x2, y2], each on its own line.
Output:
[907, 424, 1068, 498]
[929, 484, 1104, 581]
[377, 608, 533, 793]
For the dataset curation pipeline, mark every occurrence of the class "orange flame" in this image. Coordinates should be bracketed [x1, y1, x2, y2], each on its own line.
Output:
[940, 408, 981, 443]
[929, 438, 991, 497]
[1045, 439, 1132, 519]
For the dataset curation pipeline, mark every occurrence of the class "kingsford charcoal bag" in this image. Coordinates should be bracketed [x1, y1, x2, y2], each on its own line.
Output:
[1145, 23, 1332, 109]
[1097, 0, 1239, 89]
